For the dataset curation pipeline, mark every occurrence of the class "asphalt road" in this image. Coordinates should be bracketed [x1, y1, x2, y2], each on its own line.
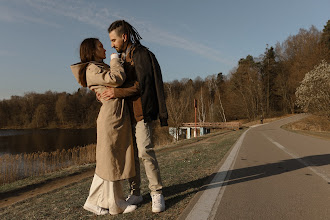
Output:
[182, 114, 330, 220]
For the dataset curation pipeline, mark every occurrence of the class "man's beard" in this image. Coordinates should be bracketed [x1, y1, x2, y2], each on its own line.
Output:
[115, 46, 122, 53]
[116, 40, 126, 53]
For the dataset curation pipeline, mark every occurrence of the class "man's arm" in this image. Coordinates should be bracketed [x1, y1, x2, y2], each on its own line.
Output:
[99, 81, 139, 101]
[113, 81, 140, 98]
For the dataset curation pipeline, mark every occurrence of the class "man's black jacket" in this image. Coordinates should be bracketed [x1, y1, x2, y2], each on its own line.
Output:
[131, 44, 168, 126]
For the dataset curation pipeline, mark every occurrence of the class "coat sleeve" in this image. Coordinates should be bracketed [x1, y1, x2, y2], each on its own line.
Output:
[86, 59, 126, 88]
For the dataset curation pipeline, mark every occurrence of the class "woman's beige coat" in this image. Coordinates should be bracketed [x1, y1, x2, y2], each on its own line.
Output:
[70, 58, 135, 181]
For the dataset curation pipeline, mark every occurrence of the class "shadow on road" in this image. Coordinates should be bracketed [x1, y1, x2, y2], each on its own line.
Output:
[222, 153, 330, 186]
[161, 154, 330, 209]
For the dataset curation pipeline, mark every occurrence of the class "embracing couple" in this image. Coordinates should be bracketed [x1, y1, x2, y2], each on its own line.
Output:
[70, 20, 168, 216]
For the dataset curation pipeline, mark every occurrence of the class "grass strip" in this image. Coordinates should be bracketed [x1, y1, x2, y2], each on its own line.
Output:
[0, 129, 245, 220]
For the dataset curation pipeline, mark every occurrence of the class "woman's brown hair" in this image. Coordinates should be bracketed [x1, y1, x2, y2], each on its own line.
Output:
[79, 38, 99, 87]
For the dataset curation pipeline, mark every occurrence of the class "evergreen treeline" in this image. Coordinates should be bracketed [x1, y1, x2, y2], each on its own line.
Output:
[0, 21, 329, 129]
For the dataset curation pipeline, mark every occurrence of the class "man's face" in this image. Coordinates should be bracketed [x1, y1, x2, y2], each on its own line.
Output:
[109, 30, 126, 53]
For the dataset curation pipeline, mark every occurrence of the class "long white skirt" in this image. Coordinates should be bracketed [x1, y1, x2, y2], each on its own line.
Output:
[84, 174, 130, 215]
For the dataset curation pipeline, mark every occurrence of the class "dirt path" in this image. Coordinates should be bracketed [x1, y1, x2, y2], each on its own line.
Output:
[0, 169, 95, 208]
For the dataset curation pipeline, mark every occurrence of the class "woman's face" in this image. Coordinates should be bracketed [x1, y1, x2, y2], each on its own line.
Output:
[94, 40, 106, 61]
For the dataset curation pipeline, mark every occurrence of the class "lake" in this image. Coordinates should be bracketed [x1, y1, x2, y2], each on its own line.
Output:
[0, 128, 97, 155]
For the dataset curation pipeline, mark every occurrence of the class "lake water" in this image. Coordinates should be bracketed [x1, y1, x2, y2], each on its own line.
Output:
[0, 128, 97, 155]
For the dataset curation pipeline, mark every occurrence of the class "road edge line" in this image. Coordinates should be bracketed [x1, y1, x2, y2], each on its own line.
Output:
[185, 128, 251, 220]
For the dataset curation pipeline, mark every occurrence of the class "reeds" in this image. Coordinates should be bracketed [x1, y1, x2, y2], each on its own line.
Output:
[0, 144, 96, 185]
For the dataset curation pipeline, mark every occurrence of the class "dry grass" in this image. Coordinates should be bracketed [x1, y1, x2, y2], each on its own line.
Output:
[0, 164, 95, 195]
[0, 144, 96, 185]
[0, 129, 245, 220]
[282, 115, 330, 140]
[152, 123, 173, 148]
[285, 115, 330, 132]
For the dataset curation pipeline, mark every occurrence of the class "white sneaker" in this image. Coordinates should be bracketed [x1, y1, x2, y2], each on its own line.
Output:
[123, 204, 138, 214]
[126, 194, 143, 205]
[83, 203, 108, 215]
[151, 194, 165, 213]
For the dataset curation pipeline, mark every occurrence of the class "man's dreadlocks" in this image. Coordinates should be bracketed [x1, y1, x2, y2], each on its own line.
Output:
[108, 20, 142, 45]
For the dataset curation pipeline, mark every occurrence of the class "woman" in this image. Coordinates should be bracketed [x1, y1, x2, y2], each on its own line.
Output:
[70, 38, 137, 215]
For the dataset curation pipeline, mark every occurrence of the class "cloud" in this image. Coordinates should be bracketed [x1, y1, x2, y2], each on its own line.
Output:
[141, 26, 234, 65]
[24, 0, 119, 29]
[0, 5, 61, 28]
[23, 0, 234, 65]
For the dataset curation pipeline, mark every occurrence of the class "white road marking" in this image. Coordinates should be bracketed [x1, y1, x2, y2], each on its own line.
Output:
[264, 135, 330, 183]
[185, 128, 250, 220]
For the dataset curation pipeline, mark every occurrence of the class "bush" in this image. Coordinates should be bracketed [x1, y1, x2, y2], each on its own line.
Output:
[295, 60, 330, 117]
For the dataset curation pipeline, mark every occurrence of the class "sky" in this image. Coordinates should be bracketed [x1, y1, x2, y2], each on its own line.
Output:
[0, 0, 329, 100]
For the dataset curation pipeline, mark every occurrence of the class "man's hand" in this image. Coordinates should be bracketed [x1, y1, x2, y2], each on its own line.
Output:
[95, 91, 102, 101]
[100, 87, 115, 100]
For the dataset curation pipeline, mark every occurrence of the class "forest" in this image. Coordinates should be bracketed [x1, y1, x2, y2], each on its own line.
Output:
[0, 20, 329, 130]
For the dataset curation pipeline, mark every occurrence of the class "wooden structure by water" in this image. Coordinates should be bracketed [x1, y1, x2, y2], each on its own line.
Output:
[181, 122, 242, 130]
[169, 122, 242, 140]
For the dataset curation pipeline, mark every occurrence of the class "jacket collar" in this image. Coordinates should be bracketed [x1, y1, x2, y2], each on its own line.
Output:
[121, 43, 134, 60]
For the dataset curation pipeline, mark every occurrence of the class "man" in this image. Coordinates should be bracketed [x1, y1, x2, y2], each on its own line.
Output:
[100, 20, 168, 213]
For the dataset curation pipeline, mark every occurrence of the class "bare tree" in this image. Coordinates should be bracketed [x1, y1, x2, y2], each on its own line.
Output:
[206, 75, 227, 122]
[276, 26, 324, 113]
[197, 87, 207, 123]
[165, 82, 192, 140]
[32, 104, 48, 128]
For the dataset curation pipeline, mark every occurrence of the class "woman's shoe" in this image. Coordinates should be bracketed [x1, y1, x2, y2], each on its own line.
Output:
[83, 203, 109, 215]
[123, 204, 137, 214]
